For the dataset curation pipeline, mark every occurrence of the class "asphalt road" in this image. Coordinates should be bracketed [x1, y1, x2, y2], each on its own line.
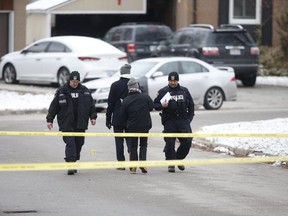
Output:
[0, 83, 288, 216]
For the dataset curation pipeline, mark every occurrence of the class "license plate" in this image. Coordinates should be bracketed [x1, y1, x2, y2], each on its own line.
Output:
[230, 49, 241, 55]
[137, 48, 145, 52]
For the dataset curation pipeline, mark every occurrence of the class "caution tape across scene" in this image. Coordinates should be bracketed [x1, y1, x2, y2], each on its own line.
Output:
[1, 131, 288, 138]
[1, 130, 288, 171]
[1, 157, 288, 171]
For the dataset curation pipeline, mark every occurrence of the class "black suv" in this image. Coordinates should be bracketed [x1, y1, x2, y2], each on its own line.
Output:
[152, 24, 259, 87]
[103, 23, 173, 63]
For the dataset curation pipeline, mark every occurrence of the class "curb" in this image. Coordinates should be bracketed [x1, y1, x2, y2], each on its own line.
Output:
[193, 137, 252, 157]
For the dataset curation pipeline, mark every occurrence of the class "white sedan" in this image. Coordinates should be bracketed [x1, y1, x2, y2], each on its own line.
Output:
[0, 36, 127, 86]
[84, 57, 237, 110]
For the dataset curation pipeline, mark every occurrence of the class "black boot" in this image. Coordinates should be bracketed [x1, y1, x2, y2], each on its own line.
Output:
[66, 159, 77, 175]
[168, 166, 175, 173]
[67, 169, 77, 175]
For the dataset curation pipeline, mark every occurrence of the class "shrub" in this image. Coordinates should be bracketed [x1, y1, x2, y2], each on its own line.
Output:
[259, 46, 288, 76]
[259, 2, 288, 77]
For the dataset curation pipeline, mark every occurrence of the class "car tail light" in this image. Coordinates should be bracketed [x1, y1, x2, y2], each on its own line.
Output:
[127, 43, 136, 53]
[250, 47, 259, 56]
[202, 47, 219, 56]
[78, 57, 100, 61]
[231, 76, 236, 81]
[118, 56, 128, 61]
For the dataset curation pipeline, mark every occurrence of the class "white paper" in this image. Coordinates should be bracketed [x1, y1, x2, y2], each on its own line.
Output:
[160, 92, 171, 103]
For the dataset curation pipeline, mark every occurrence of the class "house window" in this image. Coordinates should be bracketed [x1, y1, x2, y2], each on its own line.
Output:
[229, 0, 261, 24]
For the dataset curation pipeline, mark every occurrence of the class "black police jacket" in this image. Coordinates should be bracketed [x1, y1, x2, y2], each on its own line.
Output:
[46, 83, 97, 131]
[153, 84, 195, 121]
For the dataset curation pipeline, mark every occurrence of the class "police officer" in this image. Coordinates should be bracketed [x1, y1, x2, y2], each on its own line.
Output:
[46, 71, 97, 175]
[153, 72, 194, 173]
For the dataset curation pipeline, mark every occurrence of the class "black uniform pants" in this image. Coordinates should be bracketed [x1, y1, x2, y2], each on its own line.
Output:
[113, 125, 129, 161]
[163, 119, 192, 160]
[63, 129, 85, 162]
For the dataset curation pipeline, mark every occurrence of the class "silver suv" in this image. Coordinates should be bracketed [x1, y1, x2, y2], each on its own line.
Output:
[152, 24, 260, 87]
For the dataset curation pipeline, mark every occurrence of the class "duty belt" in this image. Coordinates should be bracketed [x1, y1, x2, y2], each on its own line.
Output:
[168, 113, 187, 120]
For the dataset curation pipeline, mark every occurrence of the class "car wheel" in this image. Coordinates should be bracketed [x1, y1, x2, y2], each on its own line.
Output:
[203, 87, 224, 110]
[57, 68, 70, 87]
[241, 75, 256, 87]
[3, 64, 18, 84]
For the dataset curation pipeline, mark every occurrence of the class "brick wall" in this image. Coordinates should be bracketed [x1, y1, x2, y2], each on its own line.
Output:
[196, 0, 218, 27]
[272, 0, 288, 47]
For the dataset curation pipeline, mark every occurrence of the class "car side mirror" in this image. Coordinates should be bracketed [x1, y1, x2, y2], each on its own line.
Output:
[151, 71, 164, 78]
[21, 49, 28, 54]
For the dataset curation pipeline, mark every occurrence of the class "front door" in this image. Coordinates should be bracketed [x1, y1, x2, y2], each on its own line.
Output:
[0, 13, 9, 58]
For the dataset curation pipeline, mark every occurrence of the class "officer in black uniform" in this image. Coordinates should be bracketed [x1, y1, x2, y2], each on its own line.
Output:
[153, 72, 194, 173]
[46, 71, 97, 175]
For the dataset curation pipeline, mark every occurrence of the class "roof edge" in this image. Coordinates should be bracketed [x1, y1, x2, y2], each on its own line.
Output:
[26, 0, 73, 13]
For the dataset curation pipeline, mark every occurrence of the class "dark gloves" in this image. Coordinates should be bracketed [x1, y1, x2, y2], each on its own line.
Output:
[106, 120, 111, 129]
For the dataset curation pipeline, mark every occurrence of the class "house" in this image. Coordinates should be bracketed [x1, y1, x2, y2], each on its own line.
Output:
[0, 0, 286, 58]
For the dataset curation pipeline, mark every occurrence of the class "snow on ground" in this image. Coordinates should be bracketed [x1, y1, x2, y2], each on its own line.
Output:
[0, 76, 287, 157]
[0, 90, 53, 111]
[256, 76, 288, 87]
[197, 118, 288, 157]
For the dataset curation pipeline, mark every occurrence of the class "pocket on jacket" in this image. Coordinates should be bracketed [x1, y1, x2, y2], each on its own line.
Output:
[59, 94, 67, 107]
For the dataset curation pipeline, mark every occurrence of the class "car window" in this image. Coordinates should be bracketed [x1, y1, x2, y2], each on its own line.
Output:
[123, 28, 133, 41]
[130, 61, 158, 77]
[179, 33, 193, 44]
[135, 26, 171, 42]
[181, 61, 208, 74]
[171, 29, 209, 46]
[104, 28, 123, 42]
[171, 31, 191, 45]
[110, 28, 123, 42]
[103, 29, 115, 42]
[26, 42, 50, 53]
[212, 32, 255, 46]
[47, 42, 70, 52]
[157, 62, 178, 76]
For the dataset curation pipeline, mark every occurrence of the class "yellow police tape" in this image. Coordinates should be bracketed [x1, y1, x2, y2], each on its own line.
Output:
[1, 157, 288, 171]
[1, 131, 288, 138]
[1, 130, 287, 171]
